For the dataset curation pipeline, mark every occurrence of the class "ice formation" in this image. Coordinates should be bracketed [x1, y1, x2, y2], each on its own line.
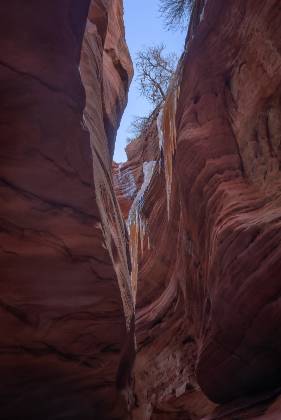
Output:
[127, 160, 157, 301]
[127, 51, 185, 300]
[157, 65, 182, 219]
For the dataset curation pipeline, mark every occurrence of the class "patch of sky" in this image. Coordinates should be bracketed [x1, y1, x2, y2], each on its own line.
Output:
[113, 0, 186, 162]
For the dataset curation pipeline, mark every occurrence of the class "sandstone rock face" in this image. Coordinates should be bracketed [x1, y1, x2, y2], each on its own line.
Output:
[0, 1, 133, 419]
[177, 0, 281, 405]
[112, 125, 159, 220]
[114, 0, 281, 418]
[2, 0, 281, 418]
[113, 159, 140, 220]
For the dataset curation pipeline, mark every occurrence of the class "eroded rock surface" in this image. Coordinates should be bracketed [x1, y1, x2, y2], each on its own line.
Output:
[114, 0, 281, 418]
[0, 1, 134, 419]
[112, 124, 159, 220]
[1, 0, 281, 418]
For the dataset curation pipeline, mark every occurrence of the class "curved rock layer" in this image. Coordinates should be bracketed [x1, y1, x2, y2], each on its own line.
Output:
[177, 0, 281, 405]
[114, 0, 281, 418]
[1, 0, 281, 418]
[0, 1, 134, 419]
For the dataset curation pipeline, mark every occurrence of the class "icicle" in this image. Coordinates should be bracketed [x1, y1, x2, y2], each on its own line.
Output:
[157, 85, 178, 219]
[200, 0, 207, 23]
[148, 235, 151, 250]
[157, 107, 164, 151]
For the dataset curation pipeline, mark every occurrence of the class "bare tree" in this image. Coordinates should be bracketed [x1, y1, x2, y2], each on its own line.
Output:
[126, 116, 150, 143]
[127, 105, 161, 143]
[127, 44, 177, 143]
[129, 115, 151, 139]
[159, 0, 194, 30]
[136, 44, 178, 106]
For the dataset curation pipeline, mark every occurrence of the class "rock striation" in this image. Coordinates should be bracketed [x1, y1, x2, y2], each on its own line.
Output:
[1, 0, 281, 418]
[114, 0, 281, 418]
[0, 1, 134, 419]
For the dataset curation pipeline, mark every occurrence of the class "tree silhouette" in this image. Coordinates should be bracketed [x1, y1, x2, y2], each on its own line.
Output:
[136, 44, 177, 106]
[159, 0, 194, 30]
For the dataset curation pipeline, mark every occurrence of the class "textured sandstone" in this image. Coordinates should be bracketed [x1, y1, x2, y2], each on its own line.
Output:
[114, 0, 281, 418]
[0, 1, 133, 419]
[1, 0, 281, 418]
[113, 123, 160, 220]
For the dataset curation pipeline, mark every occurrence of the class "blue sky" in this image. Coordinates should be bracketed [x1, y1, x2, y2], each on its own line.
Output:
[113, 0, 186, 162]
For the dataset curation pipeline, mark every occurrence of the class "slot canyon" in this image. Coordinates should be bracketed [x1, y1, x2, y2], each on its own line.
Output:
[1, 0, 281, 419]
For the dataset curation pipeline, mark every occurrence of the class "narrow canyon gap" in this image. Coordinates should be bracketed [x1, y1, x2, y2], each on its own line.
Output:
[1, 1, 281, 420]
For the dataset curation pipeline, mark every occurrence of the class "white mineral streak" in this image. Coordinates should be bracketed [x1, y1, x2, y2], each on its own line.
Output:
[127, 160, 156, 301]
[115, 164, 136, 199]
[125, 170, 137, 198]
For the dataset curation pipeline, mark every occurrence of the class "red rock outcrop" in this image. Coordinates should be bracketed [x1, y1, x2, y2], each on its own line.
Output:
[114, 0, 281, 418]
[0, 1, 134, 419]
[176, 0, 281, 406]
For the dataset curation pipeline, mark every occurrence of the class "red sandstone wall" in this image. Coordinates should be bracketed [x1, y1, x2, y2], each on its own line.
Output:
[114, 0, 281, 418]
[0, 1, 134, 418]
